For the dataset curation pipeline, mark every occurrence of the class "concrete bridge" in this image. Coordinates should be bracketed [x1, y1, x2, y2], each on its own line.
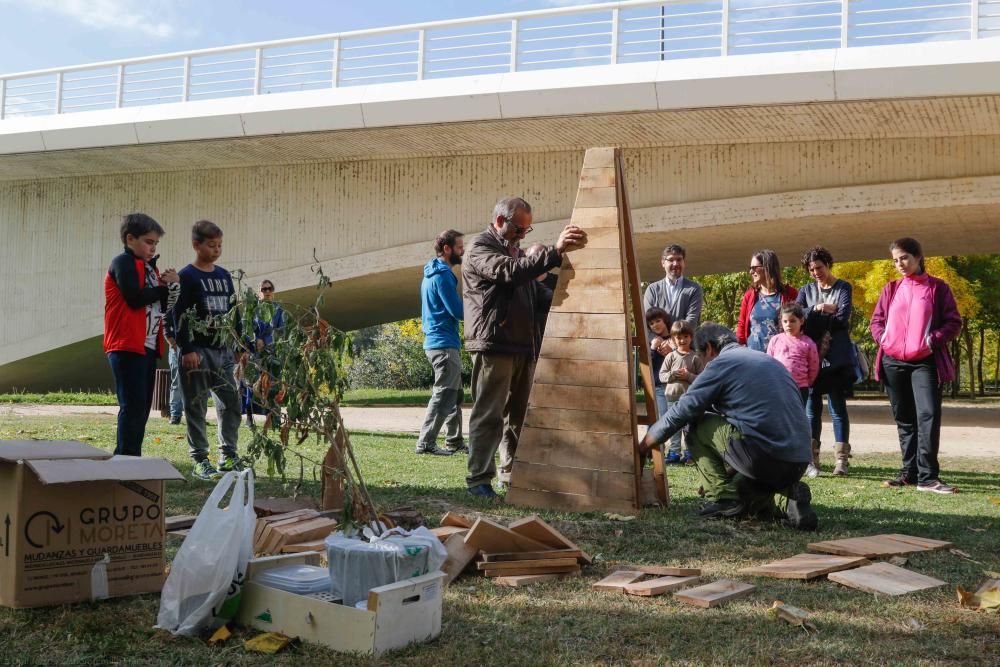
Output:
[2, 0, 1000, 389]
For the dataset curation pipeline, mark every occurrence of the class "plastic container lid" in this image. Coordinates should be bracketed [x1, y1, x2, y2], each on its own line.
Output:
[253, 564, 331, 595]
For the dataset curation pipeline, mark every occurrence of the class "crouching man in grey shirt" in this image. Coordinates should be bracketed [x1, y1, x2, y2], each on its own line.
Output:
[637, 323, 818, 530]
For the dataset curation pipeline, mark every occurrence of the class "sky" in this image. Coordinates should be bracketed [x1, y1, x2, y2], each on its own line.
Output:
[0, 1, 594, 74]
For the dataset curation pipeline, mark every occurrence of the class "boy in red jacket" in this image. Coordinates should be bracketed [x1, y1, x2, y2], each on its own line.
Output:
[104, 213, 180, 456]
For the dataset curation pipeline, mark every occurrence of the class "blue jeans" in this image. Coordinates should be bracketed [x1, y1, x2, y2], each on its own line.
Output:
[806, 385, 850, 444]
[656, 386, 684, 455]
[107, 348, 158, 456]
[168, 346, 184, 420]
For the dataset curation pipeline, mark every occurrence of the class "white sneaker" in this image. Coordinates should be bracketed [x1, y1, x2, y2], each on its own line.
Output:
[805, 463, 819, 479]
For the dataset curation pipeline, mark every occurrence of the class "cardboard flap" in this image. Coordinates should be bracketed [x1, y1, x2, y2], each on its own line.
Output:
[0, 440, 113, 463]
[26, 456, 184, 485]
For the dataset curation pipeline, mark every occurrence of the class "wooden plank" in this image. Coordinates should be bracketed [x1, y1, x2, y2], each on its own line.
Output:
[578, 227, 620, 249]
[550, 288, 624, 314]
[827, 562, 946, 596]
[740, 554, 871, 580]
[463, 517, 549, 554]
[529, 384, 632, 413]
[582, 147, 615, 169]
[482, 549, 583, 563]
[256, 512, 320, 551]
[441, 532, 479, 586]
[507, 515, 593, 565]
[280, 539, 328, 554]
[515, 427, 634, 474]
[523, 406, 632, 435]
[440, 512, 473, 529]
[483, 565, 581, 577]
[544, 312, 625, 340]
[269, 518, 338, 552]
[255, 509, 318, 544]
[570, 206, 619, 229]
[674, 580, 755, 608]
[506, 486, 637, 514]
[538, 337, 627, 362]
[618, 565, 702, 577]
[881, 534, 953, 551]
[561, 248, 624, 270]
[509, 461, 636, 502]
[430, 526, 469, 542]
[592, 570, 645, 592]
[808, 535, 933, 558]
[557, 269, 622, 290]
[575, 186, 617, 209]
[254, 496, 317, 517]
[493, 572, 580, 587]
[577, 167, 616, 189]
[622, 575, 700, 597]
[531, 358, 630, 389]
[165, 515, 197, 531]
[477, 558, 579, 571]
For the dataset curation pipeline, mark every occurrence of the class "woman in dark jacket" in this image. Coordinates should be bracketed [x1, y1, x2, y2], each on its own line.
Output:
[797, 246, 855, 478]
[737, 249, 798, 351]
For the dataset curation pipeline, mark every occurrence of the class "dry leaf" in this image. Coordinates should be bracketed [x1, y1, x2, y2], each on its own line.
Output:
[967, 527, 986, 533]
[950, 548, 982, 564]
[208, 624, 231, 646]
[989, 497, 1000, 505]
[904, 618, 925, 632]
[958, 580, 1000, 612]
[605, 513, 636, 522]
[769, 601, 818, 633]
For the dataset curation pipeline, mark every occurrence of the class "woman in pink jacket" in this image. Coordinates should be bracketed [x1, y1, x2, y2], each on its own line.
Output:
[870, 237, 962, 494]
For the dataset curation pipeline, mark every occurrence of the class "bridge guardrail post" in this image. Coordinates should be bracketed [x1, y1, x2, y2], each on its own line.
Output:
[417, 29, 426, 80]
[972, 0, 980, 38]
[182, 56, 191, 102]
[0, 79, 5, 120]
[116, 64, 125, 108]
[332, 38, 341, 88]
[254, 47, 263, 95]
[55, 72, 63, 114]
[841, 0, 849, 47]
[510, 18, 519, 72]
[611, 7, 620, 64]
[721, 0, 730, 56]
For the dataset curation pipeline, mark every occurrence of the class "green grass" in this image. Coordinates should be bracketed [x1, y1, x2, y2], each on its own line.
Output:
[0, 414, 998, 665]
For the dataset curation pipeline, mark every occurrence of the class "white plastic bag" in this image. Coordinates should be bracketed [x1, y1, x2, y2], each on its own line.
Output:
[155, 470, 255, 636]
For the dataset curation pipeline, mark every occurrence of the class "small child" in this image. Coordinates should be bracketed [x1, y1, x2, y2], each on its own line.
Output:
[171, 220, 243, 481]
[104, 213, 180, 456]
[766, 302, 819, 405]
[645, 307, 672, 425]
[658, 320, 704, 464]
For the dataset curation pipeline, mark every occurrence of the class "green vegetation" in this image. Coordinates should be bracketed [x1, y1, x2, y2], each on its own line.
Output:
[0, 414, 997, 665]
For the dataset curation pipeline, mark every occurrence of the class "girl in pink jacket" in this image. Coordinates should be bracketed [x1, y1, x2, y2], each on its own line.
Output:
[870, 237, 962, 494]
[767, 303, 819, 405]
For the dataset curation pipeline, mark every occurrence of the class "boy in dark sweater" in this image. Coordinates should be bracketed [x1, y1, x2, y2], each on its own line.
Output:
[171, 220, 243, 480]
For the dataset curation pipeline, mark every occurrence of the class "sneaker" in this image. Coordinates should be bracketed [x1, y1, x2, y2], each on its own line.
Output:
[882, 474, 915, 488]
[415, 447, 453, 457]
[916, 479, 958, 494]
[192, 460, 222, 481]
[467, 483, 498, 499]
[697, 499, 745, 519]
[681, 450, 694, 466]
[805, 462, 819, 479]
[665, 451, 682, 465]
[782, 482, 818, 531]
[447, 444, 469, 454]
[168, 416, 182, 425]
[218, 456, 245, 472]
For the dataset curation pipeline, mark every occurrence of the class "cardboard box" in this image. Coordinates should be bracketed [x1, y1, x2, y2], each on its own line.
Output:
[0, 441, 183, 608]
[237, 553, 445, 657]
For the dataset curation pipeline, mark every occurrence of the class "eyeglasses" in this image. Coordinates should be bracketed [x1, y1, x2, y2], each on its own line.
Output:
[260, 286, 274, 292]
[504, 219, 532, 236]
[748, 265, 764, 273]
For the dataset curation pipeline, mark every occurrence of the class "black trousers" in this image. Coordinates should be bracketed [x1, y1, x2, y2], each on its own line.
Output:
[881, 354, 942, 483]
[724, 435, 807, 494]
[107, 347, 158, 457]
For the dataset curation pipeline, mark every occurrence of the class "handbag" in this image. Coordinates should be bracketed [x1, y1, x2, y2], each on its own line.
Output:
[852, 342, 870, 383]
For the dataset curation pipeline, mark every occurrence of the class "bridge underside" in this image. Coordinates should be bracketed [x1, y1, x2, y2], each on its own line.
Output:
[3, 94, 1000, 390]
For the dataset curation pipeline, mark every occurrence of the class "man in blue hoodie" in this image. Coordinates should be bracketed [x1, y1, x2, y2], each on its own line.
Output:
[416, 230, 466, 456]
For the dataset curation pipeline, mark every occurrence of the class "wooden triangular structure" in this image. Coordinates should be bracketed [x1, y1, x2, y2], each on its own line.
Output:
[506, 147, 668, 513]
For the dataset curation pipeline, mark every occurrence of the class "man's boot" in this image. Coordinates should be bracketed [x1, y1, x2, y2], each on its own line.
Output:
[805, 439, 820, 479]
[782, 481, 818, 531]
[833, 442, 851, 477]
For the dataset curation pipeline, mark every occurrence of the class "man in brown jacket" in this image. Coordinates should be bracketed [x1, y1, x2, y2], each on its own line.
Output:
[462, 196, 585, 498]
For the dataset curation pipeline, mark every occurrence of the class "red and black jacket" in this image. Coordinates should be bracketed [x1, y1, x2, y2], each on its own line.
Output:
[104, 248, 168, 356]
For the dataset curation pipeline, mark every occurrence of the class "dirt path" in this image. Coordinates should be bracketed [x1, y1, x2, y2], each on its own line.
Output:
[3, 400, 998, 457]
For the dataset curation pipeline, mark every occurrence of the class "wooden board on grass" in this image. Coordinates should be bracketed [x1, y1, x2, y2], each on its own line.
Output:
[482, 549, 583, 563]
[440, 512, 473, 529]
[254, 496, 318, 517]
[880, 534, 953, 551]
[483, 564, 581, 578]
[441, 532, 479, 586]
[165, 515, 197, 532]
[740, 554, 870, 580]
[592, 570, 646, 592]
[494, 572, 580, 587]
[674, 580, 755, 608]
[827, 562, 946, 596]
[808, 535, 937, 558]
[477, 558, 579, 572]
[622, 575, 699, 597]
[507, 515, 593, 564]
[618, 565, 701, 577]
[463, 517, 549, 554]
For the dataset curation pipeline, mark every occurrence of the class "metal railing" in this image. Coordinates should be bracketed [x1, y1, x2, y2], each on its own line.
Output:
[1, 0, 996, 119]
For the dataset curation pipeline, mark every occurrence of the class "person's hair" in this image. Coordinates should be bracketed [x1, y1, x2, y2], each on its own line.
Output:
[670, 320, 694, 337]
[801, 245, 834, 270]
[780, 302, 805, 320]
[492, 196, 531, 225]
[260, 279, 275, 290]
[192, 219, 223, 243]
[120, 213, 165, 244]
[645, 307, 669, 326]
[890, 237, 925, 273]
[524, 243, 546, 256]
[662, 244, 686, 260]
[434, 229, 464, 257]
[752, 249, 784, 293]
[693, 323, 737, 356]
